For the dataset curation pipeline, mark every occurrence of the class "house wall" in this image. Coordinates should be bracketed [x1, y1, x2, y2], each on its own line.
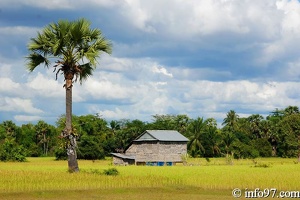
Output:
[112, 156, 135, 165]
[125, 143, 138, 156]
[126, 141, 187, 163]
[113, 156, 125, 165]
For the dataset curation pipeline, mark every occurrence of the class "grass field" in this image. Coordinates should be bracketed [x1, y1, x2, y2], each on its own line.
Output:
[0, 157, 299, 200]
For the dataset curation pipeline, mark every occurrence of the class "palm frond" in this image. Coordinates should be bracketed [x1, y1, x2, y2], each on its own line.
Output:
[26, 53, 50, 71]
[78, 63, 94, 84]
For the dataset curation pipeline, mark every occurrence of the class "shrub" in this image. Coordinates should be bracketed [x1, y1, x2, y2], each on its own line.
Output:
[54, 147, 67, 160]
[252, 160, 271, 168]
[77, 135, 105, 160]
[82, 168, 119, 176]
[0, 138, 27, 162]
[103, 168, 119, 176]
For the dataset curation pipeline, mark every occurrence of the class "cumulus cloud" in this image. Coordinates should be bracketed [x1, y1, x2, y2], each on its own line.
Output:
[0, 78, 20, 93]
[82, 74, 136, 102]
[0, 97, 43, 114]
[26, 73, 64, 99]
[14, 115, 43, 122]
[87, 106, 130, 119]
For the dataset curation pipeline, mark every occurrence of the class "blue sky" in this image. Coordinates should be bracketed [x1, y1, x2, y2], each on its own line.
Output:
[1, 0, 300, 125]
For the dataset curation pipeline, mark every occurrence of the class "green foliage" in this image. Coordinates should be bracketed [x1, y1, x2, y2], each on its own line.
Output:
[252, 138, 272, 157]
[81, 167, 119, 176]
[277, 114, 300, 158]
[26, 18, 112, 83]
[54, 147, 67, 160]
[77, 135, 105, 160]
[252, 160, 271, 168]
[0, 138, 27, 162]
[1, 105, 300, 161]
[103, 168, 119, 176]
[232, 140, 259, 159]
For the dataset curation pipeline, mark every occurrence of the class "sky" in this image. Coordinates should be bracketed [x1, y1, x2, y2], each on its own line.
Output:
[1, 0, 300, 126]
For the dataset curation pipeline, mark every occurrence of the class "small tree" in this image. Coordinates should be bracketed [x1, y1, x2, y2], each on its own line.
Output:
[0, 138, 27, 162]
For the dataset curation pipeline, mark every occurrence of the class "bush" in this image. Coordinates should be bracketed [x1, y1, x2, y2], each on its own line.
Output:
[0, 138, 27, 162]
[54, 147, 67, 160]
[77, 135, 105, 160]
[103, 168, 119, 176]
[82, 168, 119, 176]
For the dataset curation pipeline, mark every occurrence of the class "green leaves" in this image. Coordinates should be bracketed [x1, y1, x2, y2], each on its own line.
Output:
[26, 53, 50, 71]
[26, 18, 112, 84]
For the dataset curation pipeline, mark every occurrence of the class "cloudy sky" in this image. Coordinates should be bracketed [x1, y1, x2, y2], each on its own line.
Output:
[1, 0, 300, 126]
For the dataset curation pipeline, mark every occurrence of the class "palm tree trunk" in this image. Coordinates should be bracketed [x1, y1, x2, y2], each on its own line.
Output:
[65, 79, 79, 172]
[43, 133, 46, 155]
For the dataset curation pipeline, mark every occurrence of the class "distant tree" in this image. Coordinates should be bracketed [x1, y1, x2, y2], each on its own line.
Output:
[0, 138, 27, 162]
[110, 120, 121, 135]
[187, 117, 206, 157]
[0, 121, 26, 162]
[284, 106, 299, 116]
[26, 18, 112, 172]
[247, 114, 264, 138]
[221, 132, 236, 156]
[222, 110, 239, 133]
[19, 123, 38, 157]
[251, 138, 272, 157]
[277, 114, 300, 160]
[202, 126, 221, 157]
[174, 114, 190, 135]
[231, 140, 259, 159]
[150, 114, 177, 130]
[267, 108, 284, 123]
[2, 120, 19, 138]
[77, 135, 105, 160]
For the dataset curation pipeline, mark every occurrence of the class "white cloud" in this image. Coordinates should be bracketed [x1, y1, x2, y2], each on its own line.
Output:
[0, 97, 43, 114]
[152, 65, 173, 77]
[0, 0, 73, 9]
[0, 26, 39, 37]
[0, 77, 20, 93]
[257, 0, 300, 65]
[14, 115, 42, 122]
[26, 73, 64, 99]
[83, 75, 136, 101]
[88, 107, 130, 119]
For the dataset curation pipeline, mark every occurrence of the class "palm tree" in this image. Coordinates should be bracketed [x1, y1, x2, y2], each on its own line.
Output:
[35, 121, 50, 156]
[222, 110, 239, 133]
[26, 18, 112, 172]
[247, 114, 263, 138]
[187, 117, 206, 157]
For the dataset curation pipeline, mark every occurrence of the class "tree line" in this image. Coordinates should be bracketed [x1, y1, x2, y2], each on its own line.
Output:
[0, 105, 300, 162]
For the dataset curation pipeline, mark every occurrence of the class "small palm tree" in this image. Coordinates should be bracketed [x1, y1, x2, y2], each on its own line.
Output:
[222, 110, 239, 133]
[26, 18, 112, 172]
[187, 117, 206, 157]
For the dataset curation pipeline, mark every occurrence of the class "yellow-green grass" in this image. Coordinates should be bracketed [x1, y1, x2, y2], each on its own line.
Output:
[0, 157, 299, 200]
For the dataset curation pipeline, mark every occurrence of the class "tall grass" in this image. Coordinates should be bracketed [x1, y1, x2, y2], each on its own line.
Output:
[0, 157, 299, 194]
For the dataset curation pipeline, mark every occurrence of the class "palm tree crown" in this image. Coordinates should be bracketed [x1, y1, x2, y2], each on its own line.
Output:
[27, 18, 112, 86]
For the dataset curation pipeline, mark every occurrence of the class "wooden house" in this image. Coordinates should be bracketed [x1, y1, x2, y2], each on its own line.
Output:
[111, 130, 189, 166]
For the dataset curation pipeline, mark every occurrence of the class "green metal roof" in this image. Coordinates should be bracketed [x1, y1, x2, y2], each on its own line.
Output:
[134, 130, 189, 142]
